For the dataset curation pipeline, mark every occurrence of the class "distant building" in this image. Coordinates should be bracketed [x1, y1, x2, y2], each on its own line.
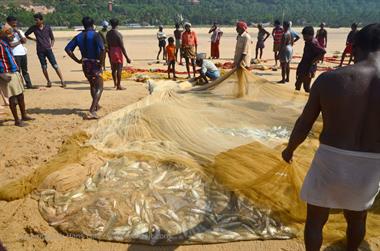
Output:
[188, 0, 200, 5]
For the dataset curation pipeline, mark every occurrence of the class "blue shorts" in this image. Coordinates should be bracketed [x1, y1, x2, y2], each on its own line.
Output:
[206, 70, 220, 80]
[37, 49, 58, 69]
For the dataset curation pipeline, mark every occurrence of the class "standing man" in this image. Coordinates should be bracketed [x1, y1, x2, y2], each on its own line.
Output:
[255, 23, 270, 60]
[316, 22, 328, 63]
[98, 20, 109, 71]
[65, 17, 105, 120]
[272, 20, 284, 68]
[25, 13, 65, 88]
[282, 23, 380, 251]
[173, 23, 183, 65]
[181, 23, 198, 78]
[106, 18, 131, 90]
[156, 25, 167, 61]
[294, 26, 326, 93]
[6, 16, 33, 89]
[233, 21, 252, 69]
[339, 23, 358, 67]
[278, 21, 294, 83]
[0, 24, 33, 127]
[209, 22, 223, 59]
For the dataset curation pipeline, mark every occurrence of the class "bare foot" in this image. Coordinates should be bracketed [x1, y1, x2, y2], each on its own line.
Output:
[15, 120, 28, 127]
[60, 81, 66, 88]
[277, 80, 286, 84]
[116, 86, 126, 90]
[22, 116, 35, 121]
[46, 82, 52, 88]
[83, 112, 99, 120]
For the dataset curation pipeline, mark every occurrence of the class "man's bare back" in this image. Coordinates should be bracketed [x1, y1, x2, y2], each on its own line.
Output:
[317, 52, 380, 152]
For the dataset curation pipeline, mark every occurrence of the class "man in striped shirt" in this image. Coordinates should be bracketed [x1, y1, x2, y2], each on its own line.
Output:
[272, 20, 284, 68]
[0, 24, 33, 126]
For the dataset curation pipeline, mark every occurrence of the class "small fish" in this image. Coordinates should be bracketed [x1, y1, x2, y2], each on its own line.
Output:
[152, 171, 167, 184]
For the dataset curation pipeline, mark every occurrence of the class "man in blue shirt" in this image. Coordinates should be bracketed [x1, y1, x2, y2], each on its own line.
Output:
[65, 16, 105, 120]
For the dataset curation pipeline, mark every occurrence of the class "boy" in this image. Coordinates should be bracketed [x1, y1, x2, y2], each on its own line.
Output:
[272, 20, 284, 68]
[195, 58, 220, 84]
[295, 26, 326, 93]
[339, 23, 358, 67]
[166, 37, 177, 80]
[255, 23, 270, 60]
[25, 13, 65, 88]
[174, 23, 183, 64]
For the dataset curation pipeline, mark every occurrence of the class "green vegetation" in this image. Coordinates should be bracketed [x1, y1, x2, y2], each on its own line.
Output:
[1, 0, 379, 27]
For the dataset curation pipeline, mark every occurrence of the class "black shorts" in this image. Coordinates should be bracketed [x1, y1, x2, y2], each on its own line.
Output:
[37, 49, 58, 69]
[159, 40, 166, 48]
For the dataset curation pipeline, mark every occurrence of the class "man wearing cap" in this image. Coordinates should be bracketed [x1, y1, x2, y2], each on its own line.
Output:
[233, 21, 252, 69]
[181, 23, 198, 78]
[98, 20, 109, 70]
[0, 24, 33, 126]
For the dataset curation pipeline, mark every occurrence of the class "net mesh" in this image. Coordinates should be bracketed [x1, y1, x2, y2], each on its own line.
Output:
[2, 68, 380, 244]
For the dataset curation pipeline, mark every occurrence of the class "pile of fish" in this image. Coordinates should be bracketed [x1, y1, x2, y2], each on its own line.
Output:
[39, 157, 294, 244]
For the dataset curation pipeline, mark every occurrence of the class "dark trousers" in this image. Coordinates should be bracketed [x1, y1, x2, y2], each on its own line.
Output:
[14, 55, 33, 88]
[295, 74, 312, 93]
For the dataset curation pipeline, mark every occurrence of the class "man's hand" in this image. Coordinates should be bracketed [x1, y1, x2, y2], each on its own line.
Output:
[75, 58, 82, 64]
[0, 73, 11, 83]
[282, 147, 293, 163]
[126, 57, 131, 64]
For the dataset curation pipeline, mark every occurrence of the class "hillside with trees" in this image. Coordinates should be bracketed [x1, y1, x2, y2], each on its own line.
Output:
[1, 0, 379, 27]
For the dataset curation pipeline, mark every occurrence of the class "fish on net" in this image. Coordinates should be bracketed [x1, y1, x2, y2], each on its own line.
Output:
[2, 68, 380, 245]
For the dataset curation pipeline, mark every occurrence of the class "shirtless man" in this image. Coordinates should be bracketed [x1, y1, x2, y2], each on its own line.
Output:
[278, 21, 293, 83]
[339, 23, 358, 67]
[106, 18, 131, 90]
[282, 23, 380, 251]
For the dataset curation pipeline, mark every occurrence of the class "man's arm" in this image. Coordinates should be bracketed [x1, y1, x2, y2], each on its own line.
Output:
[64, 37, 81, 64]
[282, 76, 323, 162]
[293, 32, 300, 43]
[118, 32, 131, 63]
[194, 32, 198, 53]
[325, 31, 328, 47]
[49, 27, 55, 47]
[24, 26, 36, 42]
[264, 29, 270, 41]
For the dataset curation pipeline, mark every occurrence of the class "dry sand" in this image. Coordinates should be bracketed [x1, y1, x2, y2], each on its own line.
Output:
[0, 27, 377, 251]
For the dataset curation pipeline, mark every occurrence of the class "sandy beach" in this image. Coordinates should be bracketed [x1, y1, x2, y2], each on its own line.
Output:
[0, 27, 377, 251]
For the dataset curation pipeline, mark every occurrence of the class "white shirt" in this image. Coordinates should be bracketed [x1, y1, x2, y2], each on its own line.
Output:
[234, 32, 252, 67]
[201, 60, 218, 74]
[157, 31, 167, 41]
[10, 30, 27, 56]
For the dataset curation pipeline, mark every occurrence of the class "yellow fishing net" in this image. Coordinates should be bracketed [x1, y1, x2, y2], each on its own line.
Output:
[2, 68, 379, 245]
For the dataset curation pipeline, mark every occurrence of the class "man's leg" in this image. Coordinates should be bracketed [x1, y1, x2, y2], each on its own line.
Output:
[116, 64, 124, 90]
[111, 63, 117, 88]
[344, 209, 367, 251]
[8, 96, 23, 126]
[303, 77, 312, 93]
[279, 62, 286, 83]
[339, 52, 346, 67]
[255, 46, 259, 59]
[348, 55, 353, 65]
[305, 204, 330, 251]
[157, 47, 162, 60]
[191, 59, 196, 78]
[16, 93, 33, 121]
[47, 49, 65, 87]
[172, 61, 177, 79]
[38, 52, 51, 86]
[21, 55, 33, 88]
[295, 75, 303, 91]
[260, 48, 263, 60]
[285, 62, 290, 82]
[89, 76, 104, 116]
[185, 57, 191, 78]
[274, 52, 278, 66]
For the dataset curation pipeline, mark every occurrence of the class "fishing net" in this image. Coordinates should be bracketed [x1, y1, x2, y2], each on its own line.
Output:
[3, 67, 380, 245]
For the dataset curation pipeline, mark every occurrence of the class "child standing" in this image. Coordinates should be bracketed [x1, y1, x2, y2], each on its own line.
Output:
[166, 37, 177, 80]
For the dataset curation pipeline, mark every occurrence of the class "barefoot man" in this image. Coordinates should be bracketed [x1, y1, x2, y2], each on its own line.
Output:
[65, 17, 105, 120]
[181, 23, 198, 78]
[282, 23, 380, 251]
[106, 18, 131, 90]
[25, 13, 65, 88]
[233, 21, 252, 69]
[339, 23, 358, 67]
[0, 24, 33, 126]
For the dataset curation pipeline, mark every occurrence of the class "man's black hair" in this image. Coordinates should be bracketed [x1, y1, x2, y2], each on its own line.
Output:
[33, 13, 43, 20]
[353, 23, 380, 52]
[175, 23, 180, 28]
[302, 26, 314, 36]
[110, 18, 119, 28]
[274, 20, 281, 26]
[168, 37, 174, 43]
[82, 16, 94, 29]
[6, 16, 17, 23]
[283, 21, 290, 29]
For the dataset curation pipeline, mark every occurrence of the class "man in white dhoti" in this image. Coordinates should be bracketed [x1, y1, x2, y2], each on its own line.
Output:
[282, 23, 380, 251]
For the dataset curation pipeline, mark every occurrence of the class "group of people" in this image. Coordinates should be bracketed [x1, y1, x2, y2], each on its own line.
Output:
[1, 12, 380, 251]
